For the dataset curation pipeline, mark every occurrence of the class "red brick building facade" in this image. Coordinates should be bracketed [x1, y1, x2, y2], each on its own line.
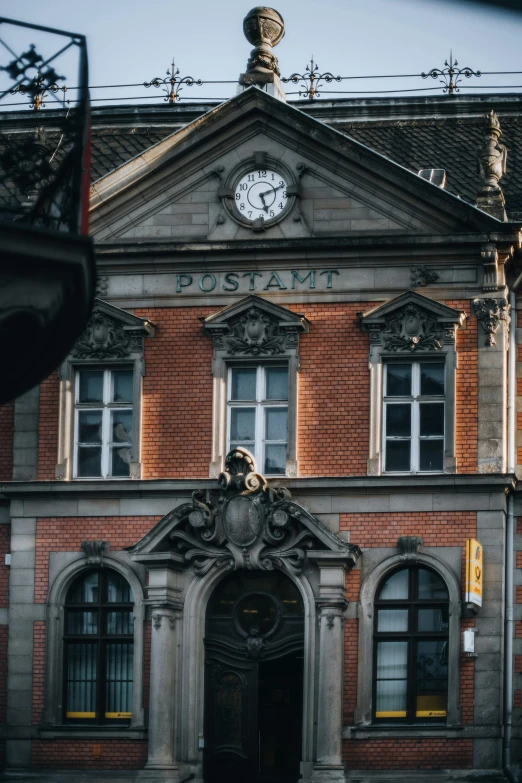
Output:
[1, 24, 522, 783]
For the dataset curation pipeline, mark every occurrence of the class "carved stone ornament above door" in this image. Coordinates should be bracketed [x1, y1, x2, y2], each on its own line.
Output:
[130, 447, 359, 577]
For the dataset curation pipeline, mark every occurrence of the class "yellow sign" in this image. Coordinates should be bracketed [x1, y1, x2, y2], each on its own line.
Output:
[465, 539, 483, 607]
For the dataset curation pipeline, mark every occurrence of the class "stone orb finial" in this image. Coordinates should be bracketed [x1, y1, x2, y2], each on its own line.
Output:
[243, 7, 285, 76]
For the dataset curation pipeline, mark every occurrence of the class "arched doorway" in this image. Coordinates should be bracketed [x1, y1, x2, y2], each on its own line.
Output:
[204, 569, 304, 783]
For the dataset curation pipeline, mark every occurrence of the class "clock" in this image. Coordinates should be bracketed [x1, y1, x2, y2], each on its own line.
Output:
[233, 168, 290, 224]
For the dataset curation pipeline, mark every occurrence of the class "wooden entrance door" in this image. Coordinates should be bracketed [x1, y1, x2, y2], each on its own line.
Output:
[204, 570, 304, 783]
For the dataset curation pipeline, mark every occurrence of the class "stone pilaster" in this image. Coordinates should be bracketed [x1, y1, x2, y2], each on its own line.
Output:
[473, 297, 510, 473]
[311, 557, 347, 782]
[146, 607, 180, 772]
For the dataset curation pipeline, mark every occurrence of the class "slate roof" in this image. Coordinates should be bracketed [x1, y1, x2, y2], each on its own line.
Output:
[2, 97, 522, 219]
[336, 115, 522, 215]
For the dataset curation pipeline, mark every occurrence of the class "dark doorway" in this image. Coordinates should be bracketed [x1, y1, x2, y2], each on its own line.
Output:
[204, 570, 304, 783]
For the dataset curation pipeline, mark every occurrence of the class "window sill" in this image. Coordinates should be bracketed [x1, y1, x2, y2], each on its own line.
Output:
[39, 725, 147, 739]
[345, 724, 464, 740]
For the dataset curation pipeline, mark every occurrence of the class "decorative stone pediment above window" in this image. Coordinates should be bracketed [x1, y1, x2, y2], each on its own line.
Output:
[358, 290, 466, 477]
[359, 290, 465, 352]
[203, 295, 309, 478]
[202, 294, 309, 356]
[70, 299, 155, 360]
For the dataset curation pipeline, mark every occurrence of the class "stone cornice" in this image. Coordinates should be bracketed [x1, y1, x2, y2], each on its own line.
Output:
[0, 474, 515, 499]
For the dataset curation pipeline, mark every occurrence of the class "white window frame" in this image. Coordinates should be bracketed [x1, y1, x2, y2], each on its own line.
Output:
[226, 364, 289, 475]
[383, 360, 445, 474]
[73, 367, 134, 480]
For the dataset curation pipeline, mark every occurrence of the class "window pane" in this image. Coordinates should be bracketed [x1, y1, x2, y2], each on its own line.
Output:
[77, 447, 102, 477]
[420, 403, 444, 436]
[231, 368, 257, 400]
[378, 569, 409, 600]
[66, 642, 97, 717]
[376, 679, 407, 717]
[386, 440, 410, 472]
[106, 611, 134, 635]
[266, 367, 288, 400]
[376, 641, 408, 716]
[67, 611, 98, 635]
[417, 569, 448, 601]
[416, 640, 448, 717]
[105, 642, 134, 717]
[419, 440, 444, 472]
[377, 641, 408, 679]
[111, 411, 132, 443]
[107, 572, 134, 603]
[68, 572, 99, 604]
[386, 404, 411, 437]
[386, 364, 412, 396]
[230, 408, 255, 441]
[111, 448, 131, 477]
[78, 411, 102, 443]
[78, 371, 103, 403]
[377, 609, 409, 632]
[112, 370, 133, 402]
[265, 444, 286, 475]
[417, 607, 449, 633]
[265, 408, 288, 440]
[420, 363, 445, 396]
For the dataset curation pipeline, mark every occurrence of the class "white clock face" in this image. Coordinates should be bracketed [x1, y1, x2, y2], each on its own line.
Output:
[234, 169, 289, 223]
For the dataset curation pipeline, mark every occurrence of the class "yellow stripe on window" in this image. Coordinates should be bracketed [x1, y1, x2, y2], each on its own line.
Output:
[416, 710, 447, 717]
[105, 712, 132, 719]
[375, 710, 407, 718]
[66, 712, 96, 718]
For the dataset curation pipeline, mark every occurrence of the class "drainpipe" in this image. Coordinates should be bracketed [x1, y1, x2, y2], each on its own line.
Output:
[504, 494, 517, 783]
[504, 283, 518, 782]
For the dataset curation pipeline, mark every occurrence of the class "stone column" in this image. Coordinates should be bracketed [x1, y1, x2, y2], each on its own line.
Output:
[146, 607, 179, 771]
[311, 557, 347, 782]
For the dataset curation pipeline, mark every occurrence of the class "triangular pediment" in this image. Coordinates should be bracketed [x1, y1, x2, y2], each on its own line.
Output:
[89, 88, 501, 244]
[130, 449, 359, 575]
[360, 290, 465, 326]
[69, 298, 155, 360]
[359, 290, 465, 353]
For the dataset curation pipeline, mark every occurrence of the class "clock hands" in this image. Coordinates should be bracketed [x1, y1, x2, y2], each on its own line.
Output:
[259, 191, 269, 213]
[259, 183, 284, 198]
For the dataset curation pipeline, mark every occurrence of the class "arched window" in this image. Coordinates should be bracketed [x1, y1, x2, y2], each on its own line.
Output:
[64, 569, 134, 724]
[373, 566, 449, 723]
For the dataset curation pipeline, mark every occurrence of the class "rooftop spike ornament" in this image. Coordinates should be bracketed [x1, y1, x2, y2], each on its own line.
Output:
[3, 43, 67, 110]
[421, 50, 481, 95]
[144, 58, 202, 104]
[282, 57, 341, 101]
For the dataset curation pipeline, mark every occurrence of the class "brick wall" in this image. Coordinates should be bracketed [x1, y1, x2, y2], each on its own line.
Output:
[32, 622, 46, 725]
[342, 738, 473, 769]
[32, 739, 148, 769]
[0, 401, 13, 481]
[135, 306, 214, 479]
[340, 511, 476, 550]
[448, 300, 478, 473]
[35, 300, 480, 480]
[293, 302, 370, 476]
[37, 372, 59, 480]
[34, 516, 160, 603]
[344, 569, 360, 725]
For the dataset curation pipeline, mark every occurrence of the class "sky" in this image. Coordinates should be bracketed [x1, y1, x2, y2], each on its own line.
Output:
[1, 0, 522, 109]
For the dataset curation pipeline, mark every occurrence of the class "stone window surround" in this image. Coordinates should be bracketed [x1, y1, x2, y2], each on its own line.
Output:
[203, 295, 309, 479]
[55, 300, 154, 482]
[354, 551, 462, 730]
[43, 553, 146, 732]
[360, 291, 465, 477]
